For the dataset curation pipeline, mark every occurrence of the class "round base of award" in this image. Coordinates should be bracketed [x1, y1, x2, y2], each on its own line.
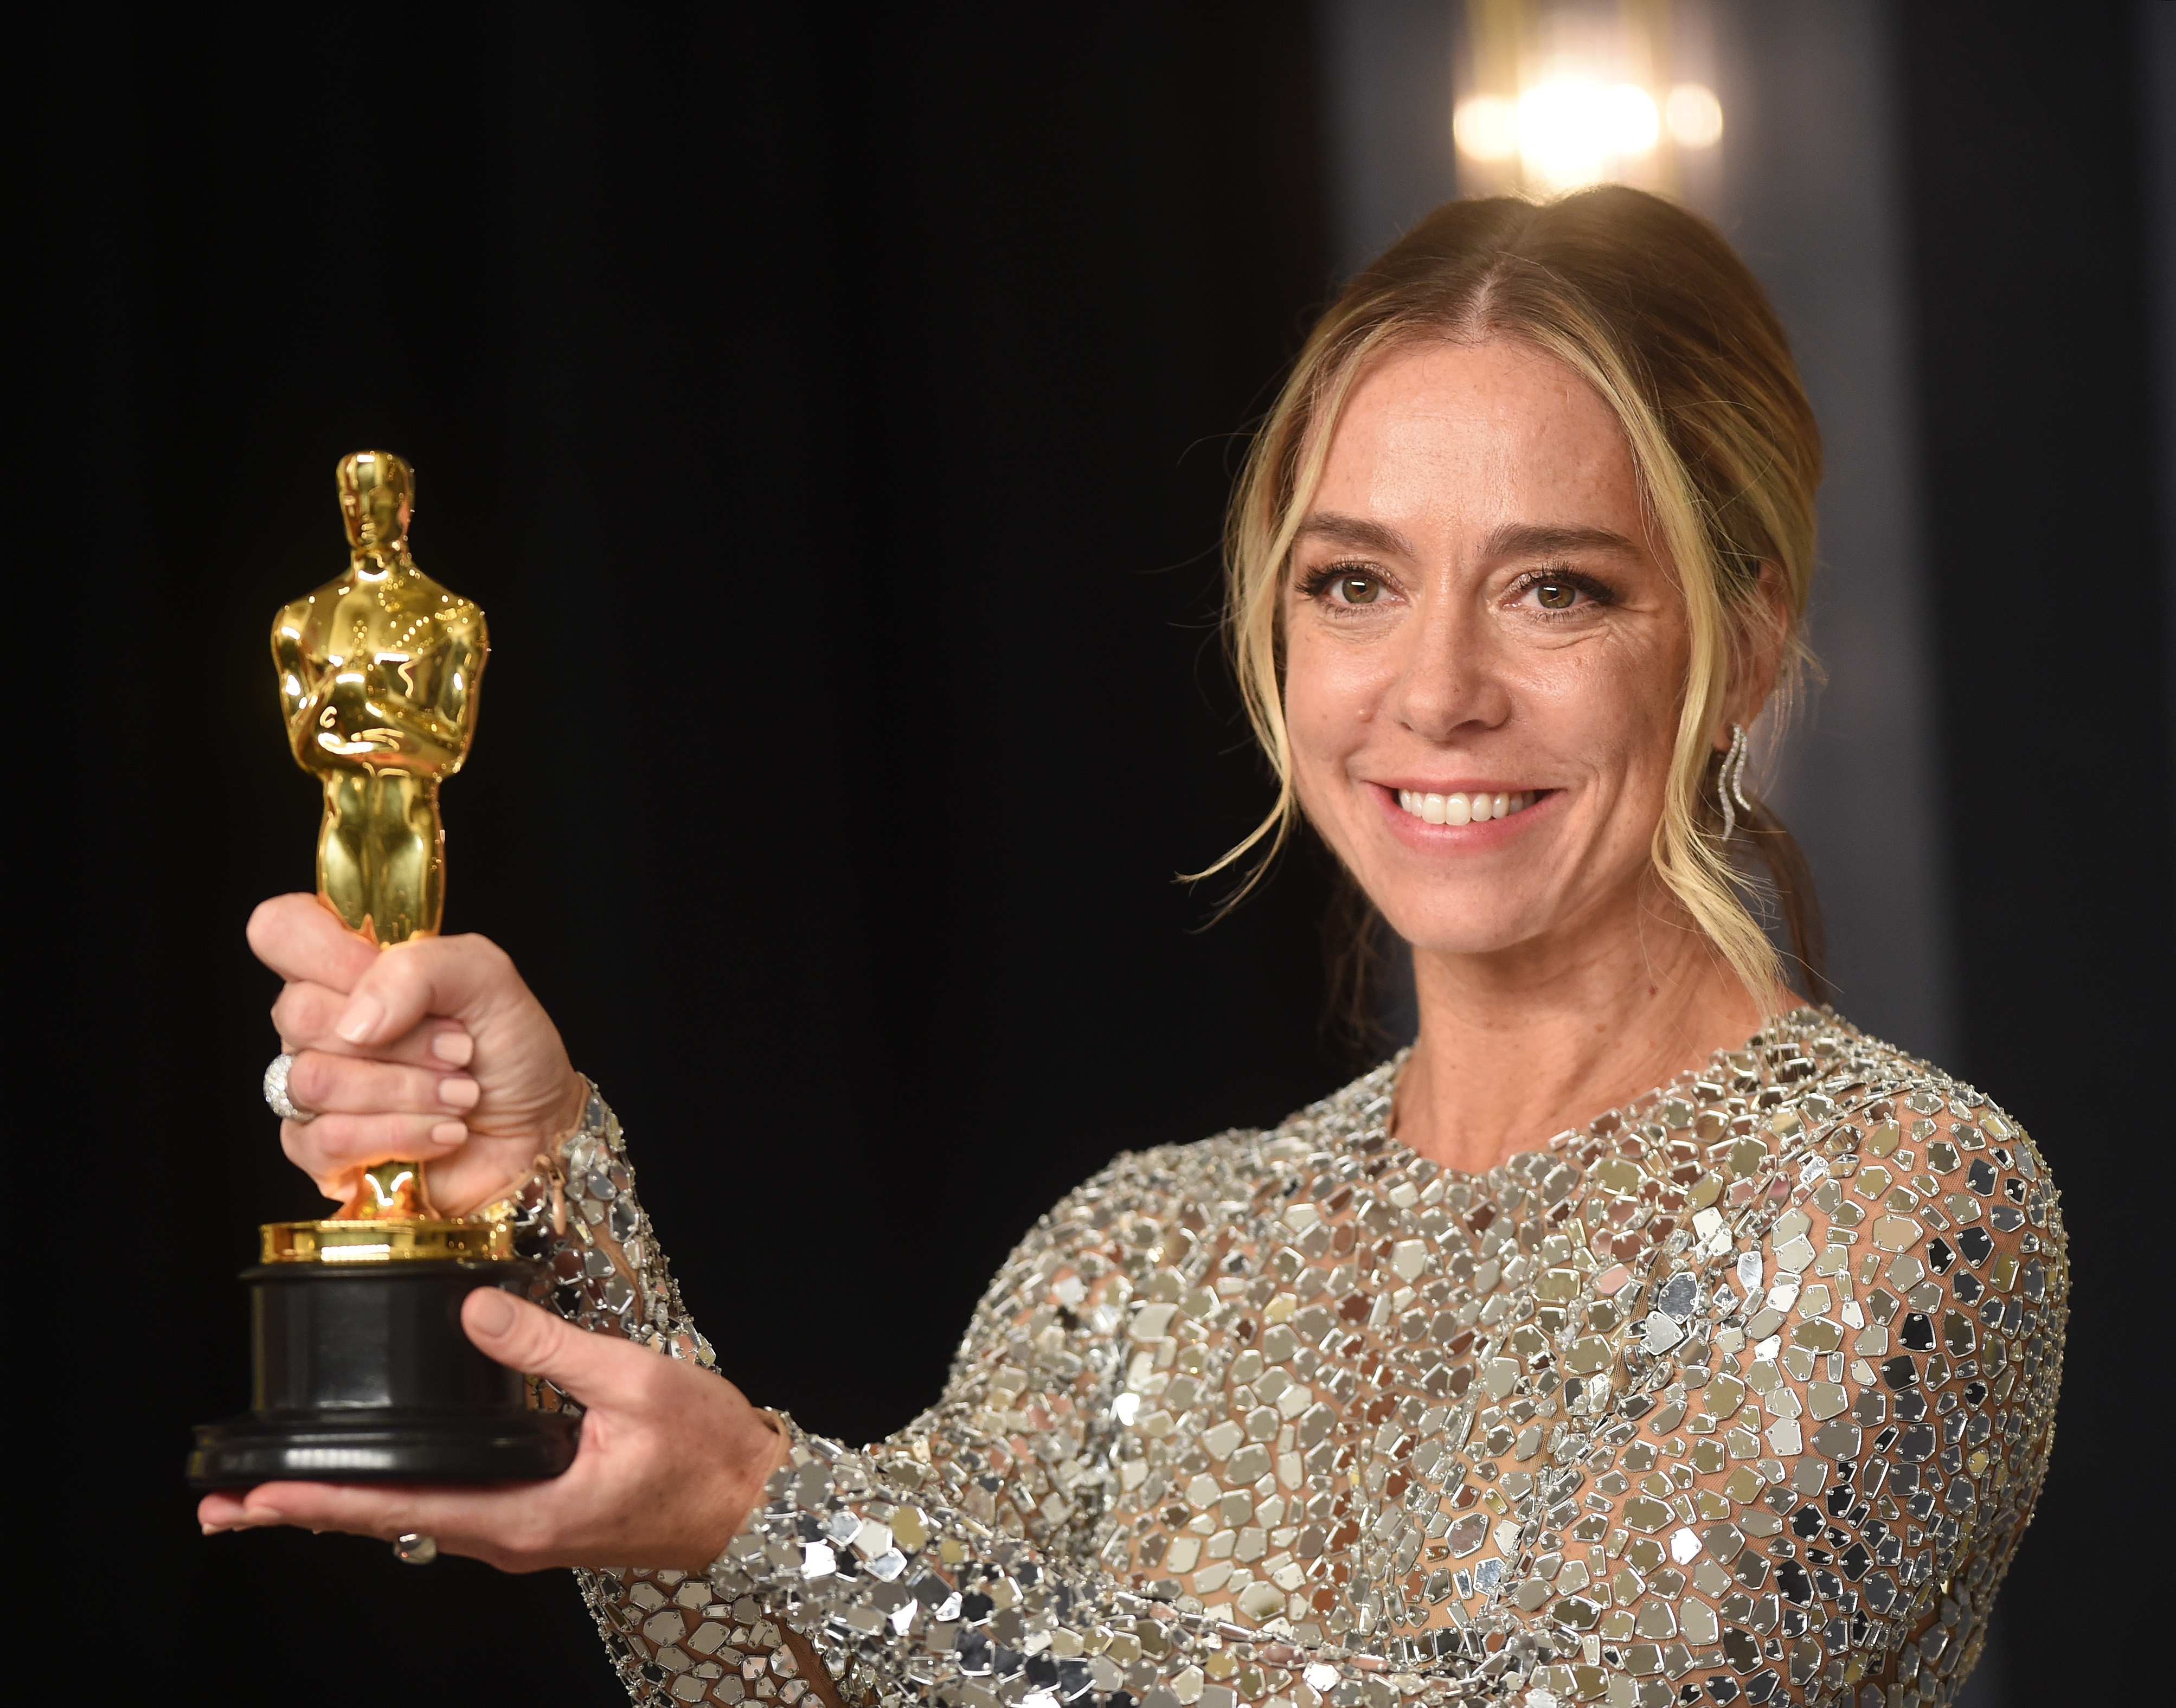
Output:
[187, 1219, 582, 1489]
[190, 1408, 581, 1486]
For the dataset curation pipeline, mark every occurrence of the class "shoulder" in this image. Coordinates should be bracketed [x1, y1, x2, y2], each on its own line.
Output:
[965, 1061, 1401, 1332]
[1047, 1054, 1404, 1229]
[1767, 1011, 2064, 1274]
[395, 572, 483, 631]
[271, 585, 334, 637]
[1686, 1008, 2067, 1418]
[1090, 1055, 1406, 1237]
[428, 598, 486, 633]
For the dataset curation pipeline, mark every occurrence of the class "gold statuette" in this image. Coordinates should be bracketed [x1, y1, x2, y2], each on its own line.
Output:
[272, 451, 488, 1221]
[188, 451, 575, 1491]
[274, 450, 486, 947]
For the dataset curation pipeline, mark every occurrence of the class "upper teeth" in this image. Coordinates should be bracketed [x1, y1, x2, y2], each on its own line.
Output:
[1397, 789, 1535, 825]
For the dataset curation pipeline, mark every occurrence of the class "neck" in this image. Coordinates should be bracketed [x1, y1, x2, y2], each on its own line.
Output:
[349, 543, 411, 576]
[1389, 878, 1784, 1176]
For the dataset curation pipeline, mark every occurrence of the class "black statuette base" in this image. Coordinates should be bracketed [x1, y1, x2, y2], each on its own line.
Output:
[190, 1408, 579, 1486]
[187, 1256, 581, 1489]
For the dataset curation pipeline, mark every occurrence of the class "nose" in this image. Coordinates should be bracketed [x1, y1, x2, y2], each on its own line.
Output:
[1381, 596, 1514, 742]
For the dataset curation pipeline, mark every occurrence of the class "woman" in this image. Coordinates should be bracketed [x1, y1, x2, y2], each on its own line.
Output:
[201, 189, 2063, 1708]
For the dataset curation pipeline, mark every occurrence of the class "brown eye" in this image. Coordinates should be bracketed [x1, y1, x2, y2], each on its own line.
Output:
[1536, 580, 1577, 609]
[1341, 575, 1381, 605]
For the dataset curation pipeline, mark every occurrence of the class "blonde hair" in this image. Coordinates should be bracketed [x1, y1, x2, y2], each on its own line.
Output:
[1209, 187, 1822, 1005]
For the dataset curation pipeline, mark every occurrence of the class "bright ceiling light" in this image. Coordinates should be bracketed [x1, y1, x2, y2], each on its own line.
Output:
[1453, 95, 1520, 162]
[1666, 83, 1724, 149]
[1515, 81, 1658, 189]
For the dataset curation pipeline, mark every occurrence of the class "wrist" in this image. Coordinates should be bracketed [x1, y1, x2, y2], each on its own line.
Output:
[473, 1074, 607, 1225]
[702, 1405, 791, 1571]
[734, 1410, 791, 1533]
[550, 1068, 589, 1153]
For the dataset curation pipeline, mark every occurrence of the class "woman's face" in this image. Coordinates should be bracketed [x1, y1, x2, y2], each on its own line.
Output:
[1283, 337, 1693, 964]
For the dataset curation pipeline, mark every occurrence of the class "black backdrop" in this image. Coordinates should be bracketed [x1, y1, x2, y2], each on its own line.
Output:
[37, 7, 1354, 1698]
[1894, 8, 2173, 1703]
[25, 5, 2172, 1701]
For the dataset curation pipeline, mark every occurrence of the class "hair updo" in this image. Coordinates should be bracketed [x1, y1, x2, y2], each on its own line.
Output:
[1210, 185, 1826, 1009]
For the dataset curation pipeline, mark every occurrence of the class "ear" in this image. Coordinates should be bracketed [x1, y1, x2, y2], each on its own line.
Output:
[1718, 561, 1792, 746]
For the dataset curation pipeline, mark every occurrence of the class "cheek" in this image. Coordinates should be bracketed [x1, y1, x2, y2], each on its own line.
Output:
[1280, 622, 1379, 757]
[1279, 625, 1385, 836]
[1525, 635, 1685, 791]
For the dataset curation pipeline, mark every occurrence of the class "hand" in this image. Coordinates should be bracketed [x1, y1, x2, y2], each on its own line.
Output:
[251, 894, 587, 1215]
[197, 1290, 786, 1571]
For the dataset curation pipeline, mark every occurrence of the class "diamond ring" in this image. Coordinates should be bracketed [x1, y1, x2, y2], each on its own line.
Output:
[263, 1053, 316, 1125]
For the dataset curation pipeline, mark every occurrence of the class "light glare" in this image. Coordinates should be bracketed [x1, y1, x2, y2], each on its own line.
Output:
[1666, 82, 1724, 148]
[1453, 95, 1519, 162]
[1516, 81, 1659, 189]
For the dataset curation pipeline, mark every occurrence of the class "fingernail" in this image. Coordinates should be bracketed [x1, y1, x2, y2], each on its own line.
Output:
[429, 1120, 467, 1147]
[240, 1506, 284, 1524]
[468, 1289, 516, 1335]
[431, 1030, 474, 1066]
[337, 994, 386, 1043]
[438, 1075, 480, 1110]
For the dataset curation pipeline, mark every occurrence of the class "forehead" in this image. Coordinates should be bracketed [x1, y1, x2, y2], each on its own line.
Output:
[1312, 337, 1640, 537]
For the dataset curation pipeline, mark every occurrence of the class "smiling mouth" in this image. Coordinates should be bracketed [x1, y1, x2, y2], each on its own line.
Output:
[1395, 788, 1543, 826]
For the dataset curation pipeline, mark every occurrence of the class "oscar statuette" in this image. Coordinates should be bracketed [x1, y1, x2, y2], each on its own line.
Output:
[188, 451, 580, 1487]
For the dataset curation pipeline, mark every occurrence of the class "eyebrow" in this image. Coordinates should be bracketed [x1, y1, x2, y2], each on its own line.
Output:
[1292, 512, 1417, 556]
[1293, 513, 1645, 563]
[1478, 523, 1645, 562]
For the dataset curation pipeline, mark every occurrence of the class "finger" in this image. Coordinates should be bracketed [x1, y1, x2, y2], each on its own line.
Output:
[198, 1490, 290, 1530]
[333, 933, 525, 1049]
[282, 1112, 468, 1178]
[206, 1476, 564, 1555]
[248, 894, 380, 992]
[461, 1289, 666, 1410]
[275, 980, 473, 1067]
[281, 1048, 480, 1119]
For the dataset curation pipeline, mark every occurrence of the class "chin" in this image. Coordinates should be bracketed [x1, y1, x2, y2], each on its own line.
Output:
[1373, 897, 1552, 958]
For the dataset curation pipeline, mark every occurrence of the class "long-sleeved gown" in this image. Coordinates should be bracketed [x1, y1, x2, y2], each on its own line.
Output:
[502, 1007, 2063, 1708]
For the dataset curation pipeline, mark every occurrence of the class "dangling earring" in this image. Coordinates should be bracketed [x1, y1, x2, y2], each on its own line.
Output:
[1719, 723, 1753, 841]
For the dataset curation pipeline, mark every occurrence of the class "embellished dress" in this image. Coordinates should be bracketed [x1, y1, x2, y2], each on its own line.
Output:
[506, 1008, 2063, 1708]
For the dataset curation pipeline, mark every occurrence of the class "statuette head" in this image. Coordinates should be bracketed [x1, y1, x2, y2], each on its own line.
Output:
[336, 450, 415, 555]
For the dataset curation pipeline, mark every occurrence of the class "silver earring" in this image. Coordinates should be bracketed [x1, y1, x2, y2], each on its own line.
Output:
[1719, 723, 1753, 841]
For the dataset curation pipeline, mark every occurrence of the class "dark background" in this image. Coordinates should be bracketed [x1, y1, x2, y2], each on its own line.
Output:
[26, 3, 2171, 1701]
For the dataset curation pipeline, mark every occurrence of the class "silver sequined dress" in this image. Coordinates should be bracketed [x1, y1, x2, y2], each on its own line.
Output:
[510, 1007, 2063, 1708]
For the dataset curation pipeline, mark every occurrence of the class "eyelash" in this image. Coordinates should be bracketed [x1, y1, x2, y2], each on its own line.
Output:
[1295, 562, 1618, 613]
[1295, 562, 1383, 603]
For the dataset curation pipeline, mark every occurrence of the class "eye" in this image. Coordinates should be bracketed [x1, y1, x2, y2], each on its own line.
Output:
[1512, 567, 1612, 614]
[1295, 562, 1398, 611]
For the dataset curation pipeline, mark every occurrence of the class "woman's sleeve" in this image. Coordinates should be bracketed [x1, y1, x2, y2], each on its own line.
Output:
[1511, 1088, 2066, 1708]
[512, 1093, 1477, 1708]
[698, 1168, 1492, 1708]
[496, 1082, 746, 1698]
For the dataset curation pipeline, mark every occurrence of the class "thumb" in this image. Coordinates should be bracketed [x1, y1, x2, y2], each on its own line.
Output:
[461, 1288, 655, 1407]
